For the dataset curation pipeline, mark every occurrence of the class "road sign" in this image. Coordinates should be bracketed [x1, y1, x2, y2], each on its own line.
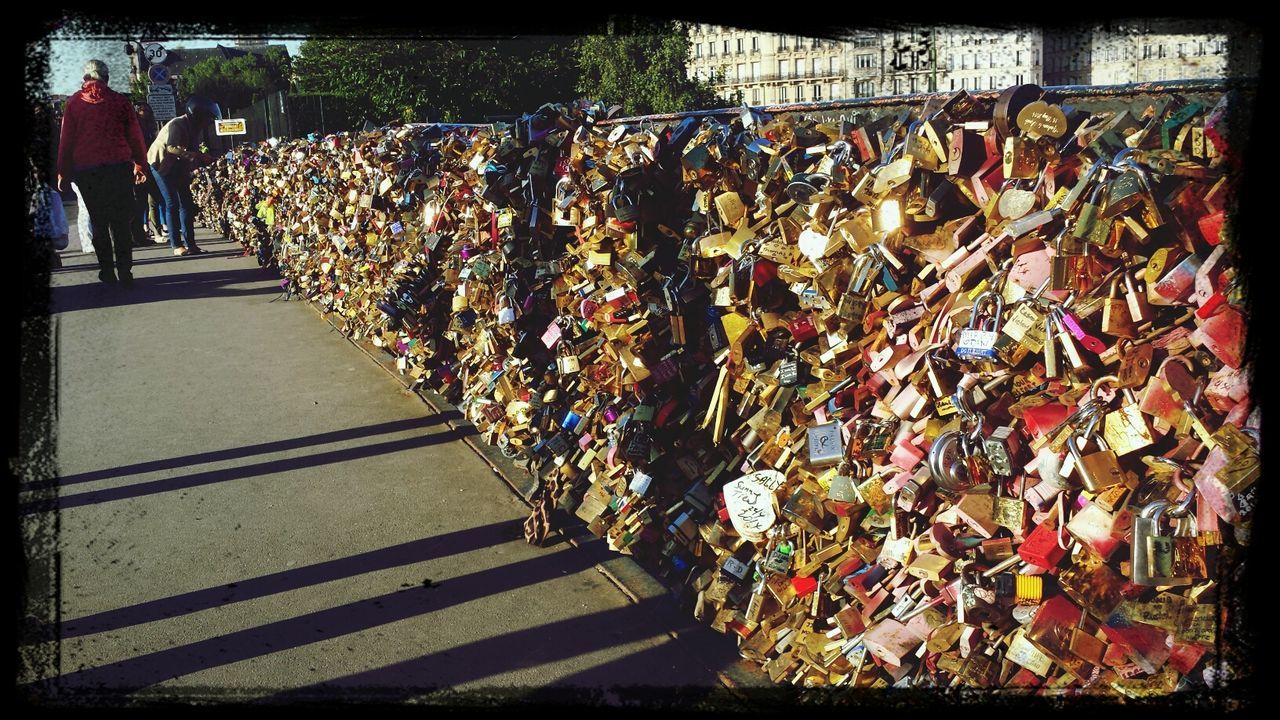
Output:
[149, 84, 173, 95]
[142, 43, 167, 65]
[148, 92, 177, 124]
[148, 64, 170, 84]
[215, 119, 247, 136]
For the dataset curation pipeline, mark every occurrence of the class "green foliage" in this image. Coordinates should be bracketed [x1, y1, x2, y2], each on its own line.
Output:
[293, 38, 577, 125]
[128, 76, 148, 105]
[575, 19, 724, 116]
[179, 49, 291, 114]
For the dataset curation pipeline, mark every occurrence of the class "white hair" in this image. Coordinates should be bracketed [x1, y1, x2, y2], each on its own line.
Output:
[83, 59, 109, 82]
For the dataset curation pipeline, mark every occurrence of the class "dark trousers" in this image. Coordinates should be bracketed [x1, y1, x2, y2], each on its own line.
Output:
[138, 166, 165, 236]
[75, 163, 135, 279]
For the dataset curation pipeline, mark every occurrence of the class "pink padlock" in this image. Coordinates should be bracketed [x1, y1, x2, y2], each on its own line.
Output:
[1190, 304, 1245, 369]
[889, 439, 924, 471]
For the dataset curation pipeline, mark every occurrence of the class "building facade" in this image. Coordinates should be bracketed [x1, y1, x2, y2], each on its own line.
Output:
[690, 22, 1254, 105]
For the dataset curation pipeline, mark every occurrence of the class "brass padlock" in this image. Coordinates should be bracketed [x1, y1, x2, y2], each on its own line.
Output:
[1101, 275, 1137, 338]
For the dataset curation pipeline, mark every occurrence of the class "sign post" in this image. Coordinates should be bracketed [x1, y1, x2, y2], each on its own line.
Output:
[148, 83, 177, 124]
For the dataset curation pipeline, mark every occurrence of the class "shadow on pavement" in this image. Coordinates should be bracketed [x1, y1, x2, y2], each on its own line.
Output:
[40, 540, 621, 695]
[51, 518, 527, 640]
[19, 425, 479, 515]
[51, 266, 280, 314]
[262, 594, 736, 701]
[23, 414, 461, 493]
[52, 248, 246, 273]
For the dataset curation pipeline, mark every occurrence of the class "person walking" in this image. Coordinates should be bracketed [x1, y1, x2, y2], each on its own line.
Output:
[133, 102, 168, 244]
[56, 59, 148, 286]
[149, 96, 220, 256]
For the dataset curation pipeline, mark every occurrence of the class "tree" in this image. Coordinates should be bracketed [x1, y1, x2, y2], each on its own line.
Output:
[293, 38, 578, 124]
[575, 19, 726, 116]
[179, 48, 291, 113]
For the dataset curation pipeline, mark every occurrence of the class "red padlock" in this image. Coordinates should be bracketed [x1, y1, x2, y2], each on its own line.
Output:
[1191, 304, 1245, 369]
[1198, 210, 1225, 246]
[788, 314, 819, 342]
[1018, 520, 1068, 568]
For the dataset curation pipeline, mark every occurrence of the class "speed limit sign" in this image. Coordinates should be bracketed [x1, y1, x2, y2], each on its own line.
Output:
[142, 43, 168, 65]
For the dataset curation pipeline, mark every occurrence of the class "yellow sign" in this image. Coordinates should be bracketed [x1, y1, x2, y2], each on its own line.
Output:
[215, 119, 247, 136]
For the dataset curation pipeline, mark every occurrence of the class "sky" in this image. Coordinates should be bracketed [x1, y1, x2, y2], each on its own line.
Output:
[41, 30, 304, 97]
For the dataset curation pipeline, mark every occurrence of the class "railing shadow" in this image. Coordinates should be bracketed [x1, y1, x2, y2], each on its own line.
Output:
[42, 539, 618, 694]
[50, 517, 526, 640]
[261, 593, 733, 703]
[20, 424, 478, 515]
[23, 414, 459, 493]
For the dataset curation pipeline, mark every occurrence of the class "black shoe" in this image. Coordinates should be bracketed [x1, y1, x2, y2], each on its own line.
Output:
[99, 270, 118, 284]
[119, 274, 134, 289]
[187, 245, 205, 255]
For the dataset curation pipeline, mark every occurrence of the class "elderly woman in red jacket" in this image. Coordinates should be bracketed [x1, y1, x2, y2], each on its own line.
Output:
[56, 59, 148, 287]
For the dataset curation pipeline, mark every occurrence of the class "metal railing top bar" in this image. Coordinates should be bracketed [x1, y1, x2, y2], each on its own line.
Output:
[597, 78, 1254, 126]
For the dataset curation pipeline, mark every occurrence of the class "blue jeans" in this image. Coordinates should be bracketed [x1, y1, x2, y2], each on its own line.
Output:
[151, 165, 196, 249]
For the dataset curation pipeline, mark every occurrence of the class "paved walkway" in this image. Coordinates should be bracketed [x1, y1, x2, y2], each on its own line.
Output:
[21, 210, 746, 705]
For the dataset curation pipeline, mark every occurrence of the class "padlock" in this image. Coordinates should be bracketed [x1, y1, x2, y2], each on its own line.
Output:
[1066, 422, 1124, 493]
[1102, 389, 1154, 456]
[1101, 274, 1137, 338]
[1003, 135, 1039, 179]
[983, 425, 1023, 478]
[954, 291, 1003, 363]
[1131, 492, 1196, 587]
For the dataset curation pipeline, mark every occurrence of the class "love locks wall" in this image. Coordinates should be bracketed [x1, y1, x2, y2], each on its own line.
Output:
[192, 81, 1257, 697]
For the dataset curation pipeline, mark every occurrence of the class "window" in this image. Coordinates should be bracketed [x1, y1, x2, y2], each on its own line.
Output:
[779, 86, 788, 102]
[752, 36, 759, 52]
[795, 35, 804, 49]
[777, 34, 788, 51]
[893, 78, 902, 94]
[962, 54, 969, 69]
[695, 43, 702, 58]
[812, 58, 820, 76]
[723, 40, 729, 55]
[1016, 50, 1022, 66]
[976, 53, 984, 69]
[829, 57, 836, 75]
[1158, 44, 1165, 59]
[736, 38, 743, 54]
[1033, 48, 1040, 65]
[795, 59, 803, 77]
[909, 76, 917, 93]
[1215, 39, 1227, 54]
[736, 64, 745, 81]
[829, 83, 836, 99]
[971, 77, 981, 90]
[1015, 73, 1023, 85]
[751, 61, 760, 80]
[796, 85, 805, 101]
[779, 60, 787, 78]
[989, 75, 997, 89]
[709, 42, 715, 57]
[857, 54, 875, 69]
[1143, 44, 1152, 59]
[752, 87, 761, 104]
[1197, 41, 1205, 56]
[1177, 42, 1186, 58]
[813, 84, 822, 100]
[950, 78, 956, 90]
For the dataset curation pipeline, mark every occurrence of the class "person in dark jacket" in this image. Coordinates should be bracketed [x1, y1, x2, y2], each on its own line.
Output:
[134, 102, 167, 244]
[56, 59, 148, 286]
